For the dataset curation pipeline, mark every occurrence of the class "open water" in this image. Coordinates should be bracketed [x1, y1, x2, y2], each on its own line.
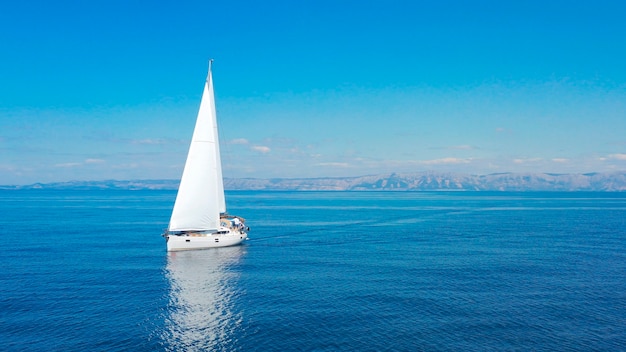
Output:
[1, 190, 625, 351]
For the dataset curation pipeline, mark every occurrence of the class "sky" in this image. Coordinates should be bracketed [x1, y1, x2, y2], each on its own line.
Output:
[1, 0, 626, 185]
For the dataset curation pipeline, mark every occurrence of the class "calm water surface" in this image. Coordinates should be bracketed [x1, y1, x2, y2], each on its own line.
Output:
[1, 190, 625, 351]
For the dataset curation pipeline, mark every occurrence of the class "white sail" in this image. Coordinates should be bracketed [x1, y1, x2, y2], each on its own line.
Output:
[168, 66, 223, 231]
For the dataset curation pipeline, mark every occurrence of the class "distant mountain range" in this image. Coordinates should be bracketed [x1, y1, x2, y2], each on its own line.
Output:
[3, 172, 626, 191]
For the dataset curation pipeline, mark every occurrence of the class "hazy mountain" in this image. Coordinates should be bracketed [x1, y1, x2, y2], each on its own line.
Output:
[0, 179, 180, 190]
[224, 172, 626, 191]
[4, 172, 626, 191]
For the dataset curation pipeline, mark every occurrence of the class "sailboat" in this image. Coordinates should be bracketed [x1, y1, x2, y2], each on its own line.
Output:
[164, 60, 249, 251]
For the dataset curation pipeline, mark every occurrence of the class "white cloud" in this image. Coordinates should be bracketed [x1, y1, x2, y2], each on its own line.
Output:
[317, 162, 351, 167]
[0, 164, 16, 172]
[111, 163, 140, 169]
[552, 158, 569, 163]
[131, 138, 168, 145]
[251, 145, 270, 153]
[513, 158, 543, 164]
[55, 162, 81, 168]
[229, 138, 249, 145]
[607, 153, 626, 160]
[421, 157, 471, 165]
[448, 145, 474, 150]
[85, 158, 105, 164]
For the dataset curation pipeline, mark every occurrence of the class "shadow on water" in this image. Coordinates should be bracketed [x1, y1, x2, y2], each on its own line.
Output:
[161, 246, 246, 352]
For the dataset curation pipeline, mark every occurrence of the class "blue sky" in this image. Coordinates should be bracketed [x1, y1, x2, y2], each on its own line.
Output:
[1, 0, 625, 184]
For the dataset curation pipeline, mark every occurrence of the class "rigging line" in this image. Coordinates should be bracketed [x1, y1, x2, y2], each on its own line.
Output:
[211, 64, 235, 183]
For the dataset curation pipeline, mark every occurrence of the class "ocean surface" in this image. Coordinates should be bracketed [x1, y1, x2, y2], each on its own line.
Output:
[1, 190, 625, 351]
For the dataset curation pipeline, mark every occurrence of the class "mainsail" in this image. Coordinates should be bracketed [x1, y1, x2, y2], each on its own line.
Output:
[168, 63, 225, 232]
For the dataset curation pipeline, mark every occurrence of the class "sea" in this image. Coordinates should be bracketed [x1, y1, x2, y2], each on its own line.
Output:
[1, 190, 625, 351]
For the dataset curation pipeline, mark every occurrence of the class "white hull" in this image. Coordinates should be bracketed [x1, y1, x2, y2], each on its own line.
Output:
[166, 227, 248, 251]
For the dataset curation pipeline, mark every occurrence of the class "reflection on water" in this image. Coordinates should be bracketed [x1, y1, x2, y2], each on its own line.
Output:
[162, 246, 245, 351]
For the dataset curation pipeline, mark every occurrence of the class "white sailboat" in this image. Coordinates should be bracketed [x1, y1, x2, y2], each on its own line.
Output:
[164, 60, 249, 251]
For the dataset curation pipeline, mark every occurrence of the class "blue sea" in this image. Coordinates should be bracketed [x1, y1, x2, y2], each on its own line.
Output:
[1, 190, 625, 351]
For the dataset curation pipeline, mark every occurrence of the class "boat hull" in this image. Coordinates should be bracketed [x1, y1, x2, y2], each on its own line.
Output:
[165, 228, 248, 251]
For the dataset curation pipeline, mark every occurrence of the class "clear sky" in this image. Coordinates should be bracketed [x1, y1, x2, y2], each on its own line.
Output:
[1, 0, 625, 185]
